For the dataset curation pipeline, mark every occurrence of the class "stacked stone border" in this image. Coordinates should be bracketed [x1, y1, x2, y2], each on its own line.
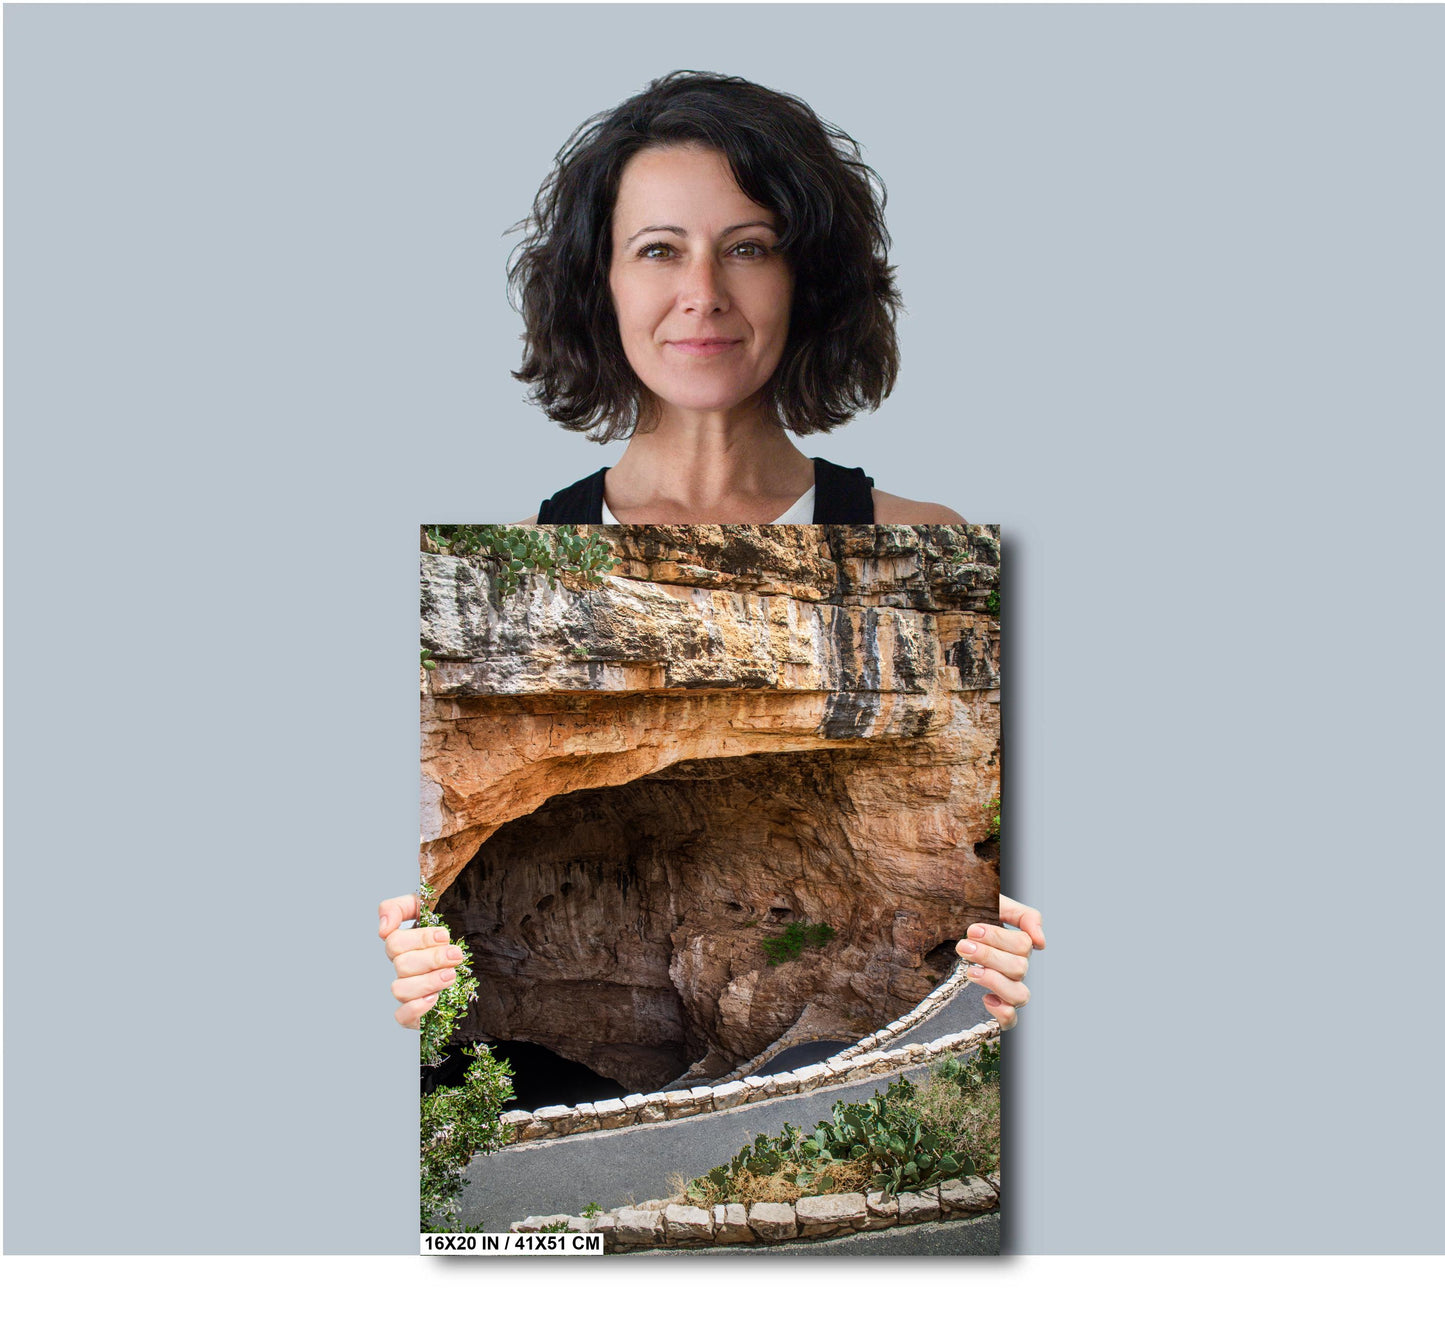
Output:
[508, 1174, 1001, 1252]
[822, 959, 975, 1065]
[711, 957, 973, 1085]
[497, 1009, 1000, 1146]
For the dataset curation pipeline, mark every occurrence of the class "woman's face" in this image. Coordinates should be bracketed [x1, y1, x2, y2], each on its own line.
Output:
[608, 145, 794, 423]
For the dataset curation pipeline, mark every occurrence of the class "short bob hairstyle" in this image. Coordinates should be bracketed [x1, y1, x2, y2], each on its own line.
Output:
[508, 71, 902, 444]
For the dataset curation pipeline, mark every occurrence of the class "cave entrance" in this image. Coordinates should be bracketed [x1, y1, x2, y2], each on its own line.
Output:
[421, 1039, 626, 1110]
[436, 743, 976, 1106]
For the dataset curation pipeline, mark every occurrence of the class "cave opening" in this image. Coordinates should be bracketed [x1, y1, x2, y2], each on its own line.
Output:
[436, 743, 989, 1108]
[421, 1039, 626, 1110]
[924, 940, 960, 981]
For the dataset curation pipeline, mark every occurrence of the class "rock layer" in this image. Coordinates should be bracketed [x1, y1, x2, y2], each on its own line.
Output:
[420, 524, 1000, 1089]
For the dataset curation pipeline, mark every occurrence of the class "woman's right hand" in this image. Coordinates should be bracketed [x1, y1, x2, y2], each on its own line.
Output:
[378, 893, 465, 1029]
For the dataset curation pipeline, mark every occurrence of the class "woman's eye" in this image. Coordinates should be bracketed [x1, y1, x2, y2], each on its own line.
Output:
[731, 241, 769, 258]
[638, 243, 674, 259]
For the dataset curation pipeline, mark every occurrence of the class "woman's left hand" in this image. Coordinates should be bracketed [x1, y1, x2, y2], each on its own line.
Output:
[956, 893, 1045, 1030]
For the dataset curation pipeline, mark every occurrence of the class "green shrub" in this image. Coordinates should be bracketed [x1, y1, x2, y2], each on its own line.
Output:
[801, 1082, 973, 1196]
[691, 1122, 810, 1200]
[933, 1039, 1001, 1091]
[414, 881, 477, 1068]
[415, 881, 516, 1231]
[983, 797, 1001, 845]
[687, 1064, 994, 1208]
[420, 1042, 516, 1232]
[910, 1045, 1002, 1178]
[687, 1046, 1002, 1206]
[761, 920, 835, 966]
[423, 524, 616, 601]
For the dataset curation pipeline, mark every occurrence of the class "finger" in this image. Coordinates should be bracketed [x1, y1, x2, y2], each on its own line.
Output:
[378, 893, 421, 939]
[392, 942, 465, 979]
[982, 993, 1018, 1030]
[384, 924, 451, 962]
[392, 966, 459, 1004]
[999, 893, 1045, 950]
[395, 993, 439, 1030]
[963, 961, 1030, 1009]
[964, 921, 1033, 959]
[954, 934, 1029, 981]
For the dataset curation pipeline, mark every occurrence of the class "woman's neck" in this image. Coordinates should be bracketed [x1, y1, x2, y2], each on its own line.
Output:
[603, 406, 815, 523]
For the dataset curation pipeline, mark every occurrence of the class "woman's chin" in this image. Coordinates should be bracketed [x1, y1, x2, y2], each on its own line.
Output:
[647, 382, 770, 422]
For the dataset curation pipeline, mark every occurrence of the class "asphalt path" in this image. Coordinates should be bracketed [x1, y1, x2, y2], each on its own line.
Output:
[456, 979, 994, 1231]
[756, 1039, 852, 1074]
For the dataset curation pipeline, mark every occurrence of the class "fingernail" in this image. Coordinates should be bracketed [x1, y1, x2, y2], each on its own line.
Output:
[432, 929, 448, 944]
[966, 964, 984, 978]
[446, 947, 464, 962]
[439, 969, 456, 984]
[958, 940, 977, 955]
[969, 925, 987, 939]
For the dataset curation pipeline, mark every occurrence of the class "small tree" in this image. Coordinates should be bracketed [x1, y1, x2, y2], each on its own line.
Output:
[420, 1042, 515, 1232]
[415, 881, 516, 1231]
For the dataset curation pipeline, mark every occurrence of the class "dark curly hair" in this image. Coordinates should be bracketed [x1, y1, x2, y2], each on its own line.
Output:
[507, 71, 903, 444]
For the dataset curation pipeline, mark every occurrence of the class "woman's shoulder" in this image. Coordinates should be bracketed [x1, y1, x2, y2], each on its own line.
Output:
[534, 467, 609, 525]
[871, 488, 967, 525]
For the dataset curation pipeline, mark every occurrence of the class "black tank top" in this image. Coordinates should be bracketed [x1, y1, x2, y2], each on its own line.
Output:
[535, 457, 875, 524]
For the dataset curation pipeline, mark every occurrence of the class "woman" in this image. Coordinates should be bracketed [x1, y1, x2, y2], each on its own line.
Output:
[387, 71, 1045, 1036]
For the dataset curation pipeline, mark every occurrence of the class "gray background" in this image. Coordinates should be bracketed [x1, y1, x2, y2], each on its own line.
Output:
[5, 5, 1441, 1254]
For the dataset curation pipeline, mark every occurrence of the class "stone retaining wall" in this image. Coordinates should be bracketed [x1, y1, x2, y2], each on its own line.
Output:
[497, 1012, 1000, 1145]
[712, 958, 973, 1085]
[509, 1173, 1001, 1252]
[823, 959, 974, 1065]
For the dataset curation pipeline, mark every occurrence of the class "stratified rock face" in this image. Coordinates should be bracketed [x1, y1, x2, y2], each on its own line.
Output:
[421, 525, 1000, 1089]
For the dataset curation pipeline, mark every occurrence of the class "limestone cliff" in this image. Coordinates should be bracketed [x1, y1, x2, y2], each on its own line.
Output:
[420, 525, 1001, 1091]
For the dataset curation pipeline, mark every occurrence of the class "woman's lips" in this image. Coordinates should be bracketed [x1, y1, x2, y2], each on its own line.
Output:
[666, 338, 743, 357]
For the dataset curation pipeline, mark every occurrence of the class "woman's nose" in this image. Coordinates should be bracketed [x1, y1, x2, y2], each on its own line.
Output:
[678, 256, 729, 314]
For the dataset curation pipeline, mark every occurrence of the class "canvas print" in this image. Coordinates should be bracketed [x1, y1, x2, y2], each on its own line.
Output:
[418, 521, 1003, 1254]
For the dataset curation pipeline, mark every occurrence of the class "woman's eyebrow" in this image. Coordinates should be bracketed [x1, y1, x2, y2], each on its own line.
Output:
[624, 220, 779, 245]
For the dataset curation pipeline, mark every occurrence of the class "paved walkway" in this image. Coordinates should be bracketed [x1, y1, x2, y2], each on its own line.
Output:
[456, 979, 994, 1232]
[755, 1038, 852, 1074]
